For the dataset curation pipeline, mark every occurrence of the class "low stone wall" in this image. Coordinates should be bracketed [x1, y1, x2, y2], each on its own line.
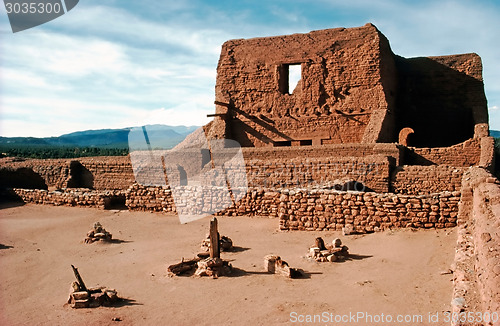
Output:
[125, 184, 175, 212]
[216, 189, 281, 217]
[13, 188, 126, 209]
[391, 165, 464, 195]
[125, 184, 281, 217]
[278, 189, 460, 232]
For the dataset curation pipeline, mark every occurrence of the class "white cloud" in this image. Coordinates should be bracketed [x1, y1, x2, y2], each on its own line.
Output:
[1, 0, 499, 136]
[55, 5, 228, 57]
[0, 11, 222, 136]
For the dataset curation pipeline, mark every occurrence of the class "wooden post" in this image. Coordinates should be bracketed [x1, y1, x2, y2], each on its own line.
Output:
[71, 265, 88, 292]
[209, 218, 220, 259]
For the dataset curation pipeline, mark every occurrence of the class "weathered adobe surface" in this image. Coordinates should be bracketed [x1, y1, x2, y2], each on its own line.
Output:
[0, 134, 490, 198]
[208, 23, 489, 150]
[395, 53, 488, 147]
[0, 156, 134, 190]
[391, 165, 465, 195]
[212, 23, 397, 146]
[453, 168, 500, 322]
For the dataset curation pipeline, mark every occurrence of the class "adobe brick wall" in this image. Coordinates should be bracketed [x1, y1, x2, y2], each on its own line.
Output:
[395, 54, 487, 147]
[1, 158, 70, 188]
[244, 156, 390, 193]
[278, 189, 460, 232]
[77, 157, 135, 190]
[0, 156, 135, 190]
[391, 165, 464, 195]
[241, 143, 402, 165]
[405, 138, 481, 166]
[214, 23, 397, 146]
[454, 167, 500, 318]
[210, 24, 489, 151]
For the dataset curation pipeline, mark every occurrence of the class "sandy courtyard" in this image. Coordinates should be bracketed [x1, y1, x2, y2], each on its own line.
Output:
[0, 204, 457, 326]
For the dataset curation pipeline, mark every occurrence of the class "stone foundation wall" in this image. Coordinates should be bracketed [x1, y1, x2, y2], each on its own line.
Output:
[125, 183, 460, 233]
[125, 184, 175, 212]
[12, 188, 126, 209]
[278, 189, 460, 232]
[124, 184, 281, 217]
[391, 165, 464, 195]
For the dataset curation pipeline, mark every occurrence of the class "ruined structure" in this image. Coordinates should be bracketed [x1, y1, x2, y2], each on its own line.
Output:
[0, 24, 498, 317]
[208, 23, 488, 148]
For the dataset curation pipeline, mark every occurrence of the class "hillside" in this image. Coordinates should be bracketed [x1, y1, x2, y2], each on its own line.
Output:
[0, 125, 199, 149]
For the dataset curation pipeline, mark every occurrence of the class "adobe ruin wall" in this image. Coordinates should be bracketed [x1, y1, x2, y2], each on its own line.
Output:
[453, 167, 500, 317]
[212, 23, 397, 147]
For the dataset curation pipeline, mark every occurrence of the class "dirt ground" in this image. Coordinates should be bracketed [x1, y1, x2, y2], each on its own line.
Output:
[0, 204, 457, 326]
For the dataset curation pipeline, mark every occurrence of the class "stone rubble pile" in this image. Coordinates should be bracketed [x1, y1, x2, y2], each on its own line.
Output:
[264, 255, 302, 278]
[84, 222, 112, 244]
[307, 237, 349, 262]
[194, 257, 232, 278]
[200, 234, 233, 252]
[167, 218, 233, 278]
[68, 283, 119, 308]
[67, 265, 121, 309]
[13, 188, 125, 209]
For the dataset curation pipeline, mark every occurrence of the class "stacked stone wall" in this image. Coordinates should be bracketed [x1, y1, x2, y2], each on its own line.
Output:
[278, 189, 460, 232]
[12, 188, 125, 209]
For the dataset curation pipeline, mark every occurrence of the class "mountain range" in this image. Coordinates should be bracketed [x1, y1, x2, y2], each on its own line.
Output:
[1, 127, 498, 150]
[0, 125, 200, 149]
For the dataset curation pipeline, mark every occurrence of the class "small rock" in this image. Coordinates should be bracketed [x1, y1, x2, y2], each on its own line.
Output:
[480, 232, 492, 242]
[493, 265, 500, 276]
[343, 224, 354, 236]
[72, 291, 90, 300]
[326, 254, 337, 262]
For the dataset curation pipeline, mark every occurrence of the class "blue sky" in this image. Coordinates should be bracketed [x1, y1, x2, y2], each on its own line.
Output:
[0, 0, 499, 137]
